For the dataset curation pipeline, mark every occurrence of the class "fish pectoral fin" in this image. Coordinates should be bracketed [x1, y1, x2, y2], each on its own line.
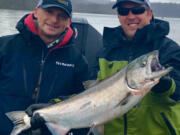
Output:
[45, 122, 70, 135]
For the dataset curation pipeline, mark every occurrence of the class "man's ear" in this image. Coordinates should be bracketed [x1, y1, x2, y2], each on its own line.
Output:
[34, 8, 39, 18]
[67, 19, 72, 27]
[148, 9, 153, 19]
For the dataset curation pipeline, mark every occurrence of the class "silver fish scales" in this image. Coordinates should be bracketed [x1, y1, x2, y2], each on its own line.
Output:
[6, 50, 172, 135]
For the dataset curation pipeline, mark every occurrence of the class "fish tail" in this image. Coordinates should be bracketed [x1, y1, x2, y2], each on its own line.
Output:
[5, 111, 31, 135]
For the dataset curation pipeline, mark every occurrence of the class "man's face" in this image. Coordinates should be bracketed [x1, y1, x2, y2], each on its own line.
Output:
[118, 2, 153, 40]
[34, 7, 71, 41]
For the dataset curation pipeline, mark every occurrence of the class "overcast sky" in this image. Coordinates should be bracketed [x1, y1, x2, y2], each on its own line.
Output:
[88, 0, 180, 4]
[151, 0, 180, 3]
[111, 0, 180, 3]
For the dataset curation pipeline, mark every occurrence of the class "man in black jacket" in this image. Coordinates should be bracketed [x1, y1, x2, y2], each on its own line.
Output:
[0, 0, 90, 134]
[91, 0, 180, 135]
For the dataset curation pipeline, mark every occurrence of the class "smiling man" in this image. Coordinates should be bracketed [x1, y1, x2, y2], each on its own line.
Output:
[0, 0, 90, 135]
[34, 0, 72, 45]
[90, 0, 180, 135]
[116, 1, 152, 40]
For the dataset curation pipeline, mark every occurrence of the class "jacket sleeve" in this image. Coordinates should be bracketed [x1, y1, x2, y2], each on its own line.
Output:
[88, 53, 100, 80]
[152, 39, 180, 101]
[0, 35, 12, 71]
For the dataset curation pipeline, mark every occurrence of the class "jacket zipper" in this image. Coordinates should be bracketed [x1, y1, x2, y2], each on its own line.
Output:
[161, 112, 176, 135]
[23, 63, 28, 94]
[124, 114, 127, 135]
[32, 50, 49, 103]
[31, 45, 69, 103]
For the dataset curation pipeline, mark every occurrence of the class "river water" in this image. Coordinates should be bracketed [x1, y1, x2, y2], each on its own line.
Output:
[0, 9, 180, 44]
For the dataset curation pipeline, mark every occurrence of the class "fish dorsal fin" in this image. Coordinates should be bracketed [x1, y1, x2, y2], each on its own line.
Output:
[45, 122, 69, 135]
[83, 80, 99, 89]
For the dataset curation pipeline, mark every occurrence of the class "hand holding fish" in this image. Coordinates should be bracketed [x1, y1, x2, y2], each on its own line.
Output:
[6, 51, 172, 135]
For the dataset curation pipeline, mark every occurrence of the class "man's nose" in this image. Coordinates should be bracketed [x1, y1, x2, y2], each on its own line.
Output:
[50, 15, 59, 22]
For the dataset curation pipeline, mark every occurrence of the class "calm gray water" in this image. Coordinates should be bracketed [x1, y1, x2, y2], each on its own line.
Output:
[0, 9, 180, 44]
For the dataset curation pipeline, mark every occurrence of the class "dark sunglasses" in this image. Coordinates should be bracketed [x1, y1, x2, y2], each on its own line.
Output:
[117, 7, 150, 16]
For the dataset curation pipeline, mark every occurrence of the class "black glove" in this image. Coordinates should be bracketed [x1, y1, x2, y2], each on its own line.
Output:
[25, 96, 65, 130]
[24, 96, 75, 133]
[25, 103, 50, 117]
[151, 76, 172, 93]
[25, 103, 50, 130]
[30, 113, 46, 130]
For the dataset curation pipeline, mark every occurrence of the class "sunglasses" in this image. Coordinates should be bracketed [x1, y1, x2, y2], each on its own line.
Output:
[117, 7, 149, 16]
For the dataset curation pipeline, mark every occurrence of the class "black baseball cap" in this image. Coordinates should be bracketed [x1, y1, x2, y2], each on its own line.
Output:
[37, 0, 72, 17]
[112, 0, 151, 9]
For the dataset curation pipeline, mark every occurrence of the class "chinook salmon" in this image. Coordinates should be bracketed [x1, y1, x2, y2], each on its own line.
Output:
[6, 50, 172, 135]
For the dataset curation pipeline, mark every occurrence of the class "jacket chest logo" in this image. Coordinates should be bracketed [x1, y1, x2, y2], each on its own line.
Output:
[56, 61, 75, 68]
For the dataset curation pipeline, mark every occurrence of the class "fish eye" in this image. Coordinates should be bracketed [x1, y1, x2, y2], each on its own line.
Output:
[140, 61, 147, 67]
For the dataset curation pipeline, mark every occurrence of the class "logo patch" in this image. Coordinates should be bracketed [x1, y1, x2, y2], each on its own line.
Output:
[56, 61, 75, 68]
[57, 0, 68, 6]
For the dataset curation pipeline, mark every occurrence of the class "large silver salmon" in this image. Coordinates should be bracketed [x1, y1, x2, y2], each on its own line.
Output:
[6, 50, 172, 135]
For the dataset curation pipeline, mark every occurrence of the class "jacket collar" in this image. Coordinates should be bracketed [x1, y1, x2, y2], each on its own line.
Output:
[103, 18, 170, 49]
[17, 13, 74, 50]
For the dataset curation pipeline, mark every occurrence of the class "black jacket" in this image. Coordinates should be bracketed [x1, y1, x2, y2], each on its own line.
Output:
[93, 19, 180, 101]
[0, 14, 88, 134]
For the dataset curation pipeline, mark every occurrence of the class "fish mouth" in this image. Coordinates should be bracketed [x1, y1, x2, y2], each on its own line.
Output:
[151, 56, 164, 72]
[148, 55, 173, 80]
[125, 50, 173, 90]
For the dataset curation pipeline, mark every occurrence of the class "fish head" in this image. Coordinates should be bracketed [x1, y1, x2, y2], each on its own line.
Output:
[126, 50, 173, 90]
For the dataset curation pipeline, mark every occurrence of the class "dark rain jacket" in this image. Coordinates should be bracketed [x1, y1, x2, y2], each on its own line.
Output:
[0, 14, 89, 135]
[92, 19, 180, 135]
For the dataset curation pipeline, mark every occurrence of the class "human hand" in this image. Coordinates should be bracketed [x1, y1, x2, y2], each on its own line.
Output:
[25, 103, 50, 117]
[151, 76, 172, 93]
[25, 103, 49, 129]
[30, 113, 45, 130]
